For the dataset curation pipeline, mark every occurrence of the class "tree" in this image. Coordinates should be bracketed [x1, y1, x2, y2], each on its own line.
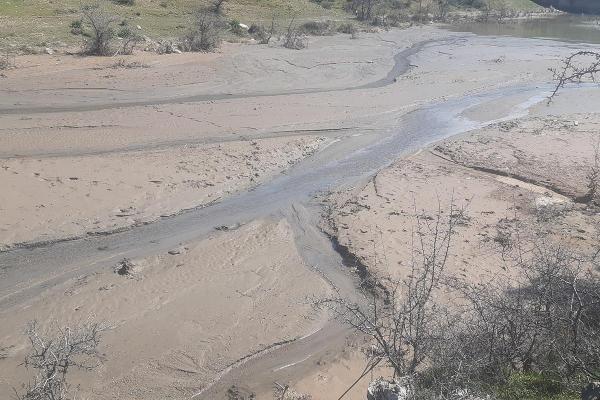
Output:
[80, 2, 119, 56]
[15, 320, 108, 400]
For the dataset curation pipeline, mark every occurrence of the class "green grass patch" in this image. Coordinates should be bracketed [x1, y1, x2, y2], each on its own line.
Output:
[495, 373, 579, 400]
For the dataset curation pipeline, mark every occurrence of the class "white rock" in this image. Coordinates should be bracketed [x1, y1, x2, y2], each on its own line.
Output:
[367, 378, 411, 400]
[44, 47, 54, 55]
[136, 25, 142, 30]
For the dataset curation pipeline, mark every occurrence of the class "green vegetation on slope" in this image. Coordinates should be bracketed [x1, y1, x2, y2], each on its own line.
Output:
[0, 0, 545, 52]
[0, 0, 347, 49]
[505, 0, 544, 10]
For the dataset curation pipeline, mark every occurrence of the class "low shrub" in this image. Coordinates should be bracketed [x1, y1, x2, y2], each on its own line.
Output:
[70, 19, 83, 35]
[311, 0, 335, 9]
[248, 24, 272, 44]
[300, 20, 334, 36]
[0, 50, 15, 70]
[495, 373, 578, 400]
[229, 19, 247, 36]
[337, 22, 357, 34]
[117, 26, 142, 54]
[283, 25, 306, 49]
[181, 11, 224, 52]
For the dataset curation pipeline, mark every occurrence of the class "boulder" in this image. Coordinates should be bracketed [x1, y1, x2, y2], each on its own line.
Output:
[367, 378, 410, 400]
[582, 382, 600, 400]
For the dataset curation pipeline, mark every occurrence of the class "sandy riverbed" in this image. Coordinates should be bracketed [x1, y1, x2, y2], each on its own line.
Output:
[326, 111, 600, 283]
[0, 136, 326, 249]
[0, 26, 589, 250]
[1, 24, 600, 400]
[0, 219, 331, 399]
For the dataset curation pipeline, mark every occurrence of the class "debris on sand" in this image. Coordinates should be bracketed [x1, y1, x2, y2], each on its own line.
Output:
[114, 258, 135, 276]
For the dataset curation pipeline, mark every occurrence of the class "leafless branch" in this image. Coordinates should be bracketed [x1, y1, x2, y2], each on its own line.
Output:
[549, 51, 600, 102]
[14, 319, 109, 400]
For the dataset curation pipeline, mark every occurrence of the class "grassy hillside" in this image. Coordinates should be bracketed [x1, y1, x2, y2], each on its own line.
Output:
[0, 0, 347, 50]
[503, 0, 544, 11]
[0, 0, 545, 51]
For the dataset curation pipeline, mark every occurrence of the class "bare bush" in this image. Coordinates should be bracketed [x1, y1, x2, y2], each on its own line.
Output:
[476, 0, 512, 22]
[117, 25, 143, 55]
[414, 0, 432, 24]
[317, 202, 460, 384]
[249, 15, 276, 45]
[273, 383, 312, 400]
[80, 3, 119, 56]
[300, 20, 334, 36]
[549, 51, 600, 101]
[110, 59, 149, 69]
[432, 0, 450, 21]
[14, 320, 108, 400]
[0, 49, 16, 70]
[491, 0, 511, 22]
[346, 0, 381, 21]
[582, 142, 600, 205]
[442, 242, 600, 396]
[181, 10, 224, 52]
[323, 195, 600, 398]
[283, 18, 306, 50]
[337, 22, 356, 34]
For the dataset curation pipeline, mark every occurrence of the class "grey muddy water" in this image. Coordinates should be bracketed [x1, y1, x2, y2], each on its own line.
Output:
[448, 14, 600, 44]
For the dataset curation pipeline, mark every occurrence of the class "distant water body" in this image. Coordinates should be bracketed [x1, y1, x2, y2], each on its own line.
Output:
[533, 0, 600, 15]
[447, 14, 600, 45]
